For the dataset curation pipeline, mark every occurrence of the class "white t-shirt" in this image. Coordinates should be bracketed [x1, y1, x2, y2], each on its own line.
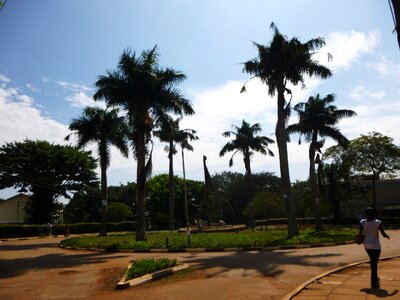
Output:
[360, 219, 382, 250]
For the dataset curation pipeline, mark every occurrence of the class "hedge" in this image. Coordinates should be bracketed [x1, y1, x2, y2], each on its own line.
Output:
[0, 221, 136, 238]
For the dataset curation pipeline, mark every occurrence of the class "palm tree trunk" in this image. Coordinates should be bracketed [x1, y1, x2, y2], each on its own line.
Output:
[100, 158, 108, 236]
[276, 87, 298, 238]
[168, 138, 175, 232]
[244, 152, 255, 230]
[182, 148, 191, 247]
[309, 137, 323, 231]
[136, 123, 146, 241]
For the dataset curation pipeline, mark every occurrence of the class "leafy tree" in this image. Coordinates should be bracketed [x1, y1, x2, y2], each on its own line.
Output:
[66, 107, 129, 236]
[348, 132, 400, 208]
[176, 123, 198, 231]
[219, 120, 274, 229]
[287, 93, 356, 230]
[108, 182, 136, 207]
[93, 47, 194, 240]
[241, 23, 332, 237]
[0, 140, 97, 224]
[146, 174, 203, 230]
[64, 184, 102, 223]
[154, 116, 198, 231]
[107, 202, 133, 222]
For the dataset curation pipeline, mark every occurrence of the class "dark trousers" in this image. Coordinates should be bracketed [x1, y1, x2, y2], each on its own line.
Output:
[366, 248, 381, 285]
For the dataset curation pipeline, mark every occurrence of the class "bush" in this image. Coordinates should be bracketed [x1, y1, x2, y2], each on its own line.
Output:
[126, 258, 177, 280]
[0, 221, 136, 238]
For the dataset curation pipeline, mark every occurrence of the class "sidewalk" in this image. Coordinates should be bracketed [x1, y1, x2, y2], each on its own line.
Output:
[290, 257, 400, 299]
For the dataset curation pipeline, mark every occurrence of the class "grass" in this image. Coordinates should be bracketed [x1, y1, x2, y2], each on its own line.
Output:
[60, 226, 358, 251]
[125, 257, 177, 280]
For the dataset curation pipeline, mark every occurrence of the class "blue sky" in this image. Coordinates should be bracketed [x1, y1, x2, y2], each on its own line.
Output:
[1, 0, 400, 200]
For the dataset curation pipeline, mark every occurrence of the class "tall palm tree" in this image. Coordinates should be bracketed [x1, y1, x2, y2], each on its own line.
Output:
[93, 47, 194, 241]
[287, 93, 356, 231]
[241, 22, 332, 237]
[153, 116, 180, 232]
[219, 120, 274, 229]
[176, 124, 198, 236]
[66, 106, 129, 236]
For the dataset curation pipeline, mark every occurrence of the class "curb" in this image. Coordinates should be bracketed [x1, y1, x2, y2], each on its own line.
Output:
[58, 240, 354, 253]
[282, 254, 400, 300]
[116, 263, 189, 289]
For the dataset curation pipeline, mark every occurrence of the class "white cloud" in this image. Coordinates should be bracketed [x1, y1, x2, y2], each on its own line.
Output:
[349, 85, 386, 101]
[0, 84, 69, 145]
[315, 30, 379, 72]
[367, 53, 400, 77]
[66, 91, 105, 108]
[0, 74, 11, 83]
[56, 80, 91, 93]
[42, 77, 50, 83]
[26, 83, 40, 93]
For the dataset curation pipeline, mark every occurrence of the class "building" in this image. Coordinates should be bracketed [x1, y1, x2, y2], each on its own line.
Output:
[341, 178, 400, 218]
[0, 194, 30, 224]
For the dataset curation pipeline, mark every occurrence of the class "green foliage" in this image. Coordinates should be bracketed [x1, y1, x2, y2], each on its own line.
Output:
[253, 191, 285, 219]
[0, 224, 46, 238]
[64, 185, 101, 223]
[126, 258, 177, 280]
[349, 132, 400, 178]
[146, 174, 203, 229]
[0, 140, 97, 224]
[60, 227, 358, 250]
[107, 202, 133, 222]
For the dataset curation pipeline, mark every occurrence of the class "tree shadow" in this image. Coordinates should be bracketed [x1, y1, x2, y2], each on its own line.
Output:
[0, 252, 126, 278]
[0, 242, 57, 251]
[180, 250, 343, 278]
[360, 287, 399, 298]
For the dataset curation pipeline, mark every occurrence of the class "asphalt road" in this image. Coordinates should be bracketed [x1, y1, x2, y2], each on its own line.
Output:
[0, 230, 399, 300]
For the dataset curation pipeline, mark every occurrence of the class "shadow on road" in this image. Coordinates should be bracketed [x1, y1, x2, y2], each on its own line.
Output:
[182, 250, 343, 278]
[0, 251, 126, 278]
[360, 287, 399, 298]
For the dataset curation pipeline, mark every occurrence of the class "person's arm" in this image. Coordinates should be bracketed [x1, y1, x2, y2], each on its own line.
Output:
[379, 223, 390, 239]
[359, 223, 364, 236]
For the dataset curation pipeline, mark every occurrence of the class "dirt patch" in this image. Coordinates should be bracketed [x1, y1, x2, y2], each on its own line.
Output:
[98, 267, 127, 291]
[59, 270, 80, 275]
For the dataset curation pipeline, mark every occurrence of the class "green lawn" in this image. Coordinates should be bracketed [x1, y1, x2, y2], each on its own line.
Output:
[60, 227, 357, 250]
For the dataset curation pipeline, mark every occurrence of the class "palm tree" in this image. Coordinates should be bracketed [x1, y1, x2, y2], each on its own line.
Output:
[66, 106, 129, 236]
[176, 124, 198, 237]
[153, 116, 179, 232]
[93, 47, 194, 241]
[287, 93, 356, 231]
[154, 116, 198, 232]
[219, 120, 274, 229]
[241, 22, 332, 237]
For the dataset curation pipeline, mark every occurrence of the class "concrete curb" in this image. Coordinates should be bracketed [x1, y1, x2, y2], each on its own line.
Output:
[59, 240, 355, 253]
[116, 263, 189, 289]
[282, 254, 400, 300]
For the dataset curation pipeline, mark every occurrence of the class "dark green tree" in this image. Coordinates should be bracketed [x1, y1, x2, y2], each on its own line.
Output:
[154, 116, 198, 232]
[241, 23, 332, 237]
[66, 107, 129, 236]
[219, 120, 274, 229]
[93, 47, 194, 240]
[348, 132, 400, 208]
[287, 93, 356, 230]
[0, 140, 97, 224]
[146, 174, 203, 230]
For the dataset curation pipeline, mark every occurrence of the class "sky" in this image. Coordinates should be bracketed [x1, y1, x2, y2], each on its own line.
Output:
[1, 0, 400, 200]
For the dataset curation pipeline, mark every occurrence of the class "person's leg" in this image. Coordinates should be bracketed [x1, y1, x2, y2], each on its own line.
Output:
[366, 249, 381, 287]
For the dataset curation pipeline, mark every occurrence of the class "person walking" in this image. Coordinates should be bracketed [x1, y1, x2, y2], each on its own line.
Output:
[358, 207, 390, 288]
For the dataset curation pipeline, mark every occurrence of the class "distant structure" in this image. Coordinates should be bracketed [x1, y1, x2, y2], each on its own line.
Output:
[0, 194, 30, 224]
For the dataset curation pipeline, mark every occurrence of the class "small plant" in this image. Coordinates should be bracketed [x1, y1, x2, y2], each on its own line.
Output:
[126, 257, 177, 280]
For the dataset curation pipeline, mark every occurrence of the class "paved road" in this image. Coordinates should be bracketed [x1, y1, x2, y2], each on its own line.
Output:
[0, 230, 399, 300]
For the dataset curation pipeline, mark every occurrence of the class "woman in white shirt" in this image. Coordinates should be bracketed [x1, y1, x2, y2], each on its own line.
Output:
[359, 207, 390, 288]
